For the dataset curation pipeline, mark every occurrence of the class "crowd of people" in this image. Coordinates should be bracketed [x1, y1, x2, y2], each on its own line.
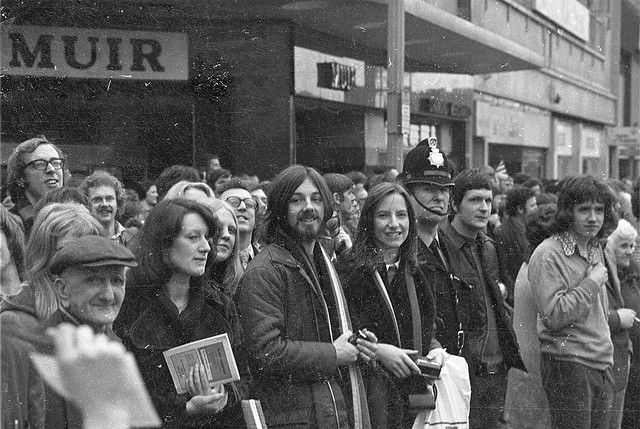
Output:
[1, 134, 640, 429]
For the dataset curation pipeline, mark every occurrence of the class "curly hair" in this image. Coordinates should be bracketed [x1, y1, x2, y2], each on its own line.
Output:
[505, 186, 536, 217]
[552, 175, 617, 239]
[80, 170, 126, 208]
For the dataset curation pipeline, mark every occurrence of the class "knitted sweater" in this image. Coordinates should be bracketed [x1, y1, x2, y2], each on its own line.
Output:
[529, 235, 613, 370]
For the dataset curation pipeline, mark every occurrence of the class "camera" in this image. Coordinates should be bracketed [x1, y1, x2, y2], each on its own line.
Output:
[348, 329, 368, 346]
[325, 212, 341, 238]
[414, 356, 441, 380]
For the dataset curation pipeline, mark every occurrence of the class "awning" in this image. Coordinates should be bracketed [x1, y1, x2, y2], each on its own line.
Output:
[276, 0, 545, 73]
[3, 0, 545, 75]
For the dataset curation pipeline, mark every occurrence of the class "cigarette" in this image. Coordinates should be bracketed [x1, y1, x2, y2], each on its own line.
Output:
[635, 316, 640, 324]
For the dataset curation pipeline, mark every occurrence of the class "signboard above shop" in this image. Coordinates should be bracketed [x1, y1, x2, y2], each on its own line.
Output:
[610, 126, 640, 146]
[317, 62, 356, 91]
[1, 25, 189, 80]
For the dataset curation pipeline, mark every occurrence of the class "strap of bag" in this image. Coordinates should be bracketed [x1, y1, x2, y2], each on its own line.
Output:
[372, 269, 402, 348]
[404, 263, 422, 353]
[320, 246, 371, 429]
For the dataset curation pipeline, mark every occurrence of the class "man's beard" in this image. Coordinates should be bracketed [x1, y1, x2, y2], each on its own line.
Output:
[291, 208, 322, 241]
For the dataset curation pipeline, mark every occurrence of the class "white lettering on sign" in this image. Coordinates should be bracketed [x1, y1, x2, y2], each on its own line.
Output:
[1, 25, 188, 80]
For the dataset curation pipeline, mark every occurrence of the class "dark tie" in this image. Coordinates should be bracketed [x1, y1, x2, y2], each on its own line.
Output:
[429, 238, 439, 255]
[430, 238, 450, 271]
[387, 265, 398, 285]
[430, 239, 442, 262]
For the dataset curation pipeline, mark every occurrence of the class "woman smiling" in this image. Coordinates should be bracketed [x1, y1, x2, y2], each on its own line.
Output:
[337, 182, 445, 429]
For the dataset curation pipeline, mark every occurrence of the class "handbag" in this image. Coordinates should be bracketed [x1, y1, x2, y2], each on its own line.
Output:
[412, 353, 471, 429]
[373, 265, 438, 416]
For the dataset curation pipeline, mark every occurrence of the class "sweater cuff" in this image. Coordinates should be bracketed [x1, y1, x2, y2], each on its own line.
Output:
[581, 277, 601, 300]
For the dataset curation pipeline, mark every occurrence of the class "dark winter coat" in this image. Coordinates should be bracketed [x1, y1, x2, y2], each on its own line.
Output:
[416, 238, 470, 355]
[237, 231, 352, 429]
[604, 245, 632, 392]
[493, 216, 528, 304]
[336, 256, 440, 429]
[114, 282, 246, 428]
[0, 287, 51, 429]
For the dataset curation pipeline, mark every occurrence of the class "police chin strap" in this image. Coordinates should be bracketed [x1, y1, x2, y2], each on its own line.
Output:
[413, 196, 449, 217]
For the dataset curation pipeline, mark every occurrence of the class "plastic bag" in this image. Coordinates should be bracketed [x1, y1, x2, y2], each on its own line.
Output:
[413, 353, 471, 429]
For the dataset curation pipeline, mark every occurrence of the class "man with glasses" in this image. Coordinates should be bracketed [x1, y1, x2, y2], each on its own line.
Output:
[219, 178, 259, 270]
[6, 136, 66, 236]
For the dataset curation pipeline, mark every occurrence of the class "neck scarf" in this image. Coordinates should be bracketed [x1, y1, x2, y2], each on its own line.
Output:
[319, 245, 372, 429]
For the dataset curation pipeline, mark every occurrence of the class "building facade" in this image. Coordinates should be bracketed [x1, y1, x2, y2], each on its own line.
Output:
[1, 0, 637, 184]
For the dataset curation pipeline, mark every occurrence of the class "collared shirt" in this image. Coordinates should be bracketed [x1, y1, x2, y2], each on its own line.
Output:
[553, 231, 604, 266]
[384, 260, 400, 272]
[240, 244, 255, 270]
[111, 221, 127, 246]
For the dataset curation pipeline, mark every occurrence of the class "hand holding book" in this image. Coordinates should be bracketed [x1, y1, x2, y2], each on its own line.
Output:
[185, 364, 228, 415]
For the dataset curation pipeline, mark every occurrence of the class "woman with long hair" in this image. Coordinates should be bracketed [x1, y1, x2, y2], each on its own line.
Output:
[204, 198, 243, 299]
[337, 182, 445, 429]
[114, 198, 244, 428]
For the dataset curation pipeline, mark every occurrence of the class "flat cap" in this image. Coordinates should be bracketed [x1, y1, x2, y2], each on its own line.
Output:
[50, 236, 137, 276]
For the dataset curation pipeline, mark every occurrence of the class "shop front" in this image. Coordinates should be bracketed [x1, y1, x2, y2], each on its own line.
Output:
[476, 97, 551, 179]
[2, 13, 295, 184]
[552, 117, 608, 178]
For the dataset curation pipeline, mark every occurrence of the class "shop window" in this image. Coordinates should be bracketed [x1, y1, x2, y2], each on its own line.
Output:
[408, 123, 437, 147]
[582, 157, 602, 175]
[557, 155, 574, 178]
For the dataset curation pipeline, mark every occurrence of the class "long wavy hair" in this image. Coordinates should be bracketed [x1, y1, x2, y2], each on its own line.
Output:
[130, 198, 218, 289]
[344, 182, 418, 272]
[261, 165, 333, 244]
[552, 175, 617, 239]
[204, 198, 243, 296]
[22, 203, 104, 320]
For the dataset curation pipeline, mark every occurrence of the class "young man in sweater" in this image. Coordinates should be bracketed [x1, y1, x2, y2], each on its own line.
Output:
[529, 175, 619, 429]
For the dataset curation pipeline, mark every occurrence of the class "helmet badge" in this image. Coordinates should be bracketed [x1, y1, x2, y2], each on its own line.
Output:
[427, 137, 444, 168]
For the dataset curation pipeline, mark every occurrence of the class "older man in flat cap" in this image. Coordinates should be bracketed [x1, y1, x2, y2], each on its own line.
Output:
[43, 235, 137, 428]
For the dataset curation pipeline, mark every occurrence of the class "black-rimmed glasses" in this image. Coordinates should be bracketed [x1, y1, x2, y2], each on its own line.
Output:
[225, 196, 257, 209]
[24, 158, 65, 171]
